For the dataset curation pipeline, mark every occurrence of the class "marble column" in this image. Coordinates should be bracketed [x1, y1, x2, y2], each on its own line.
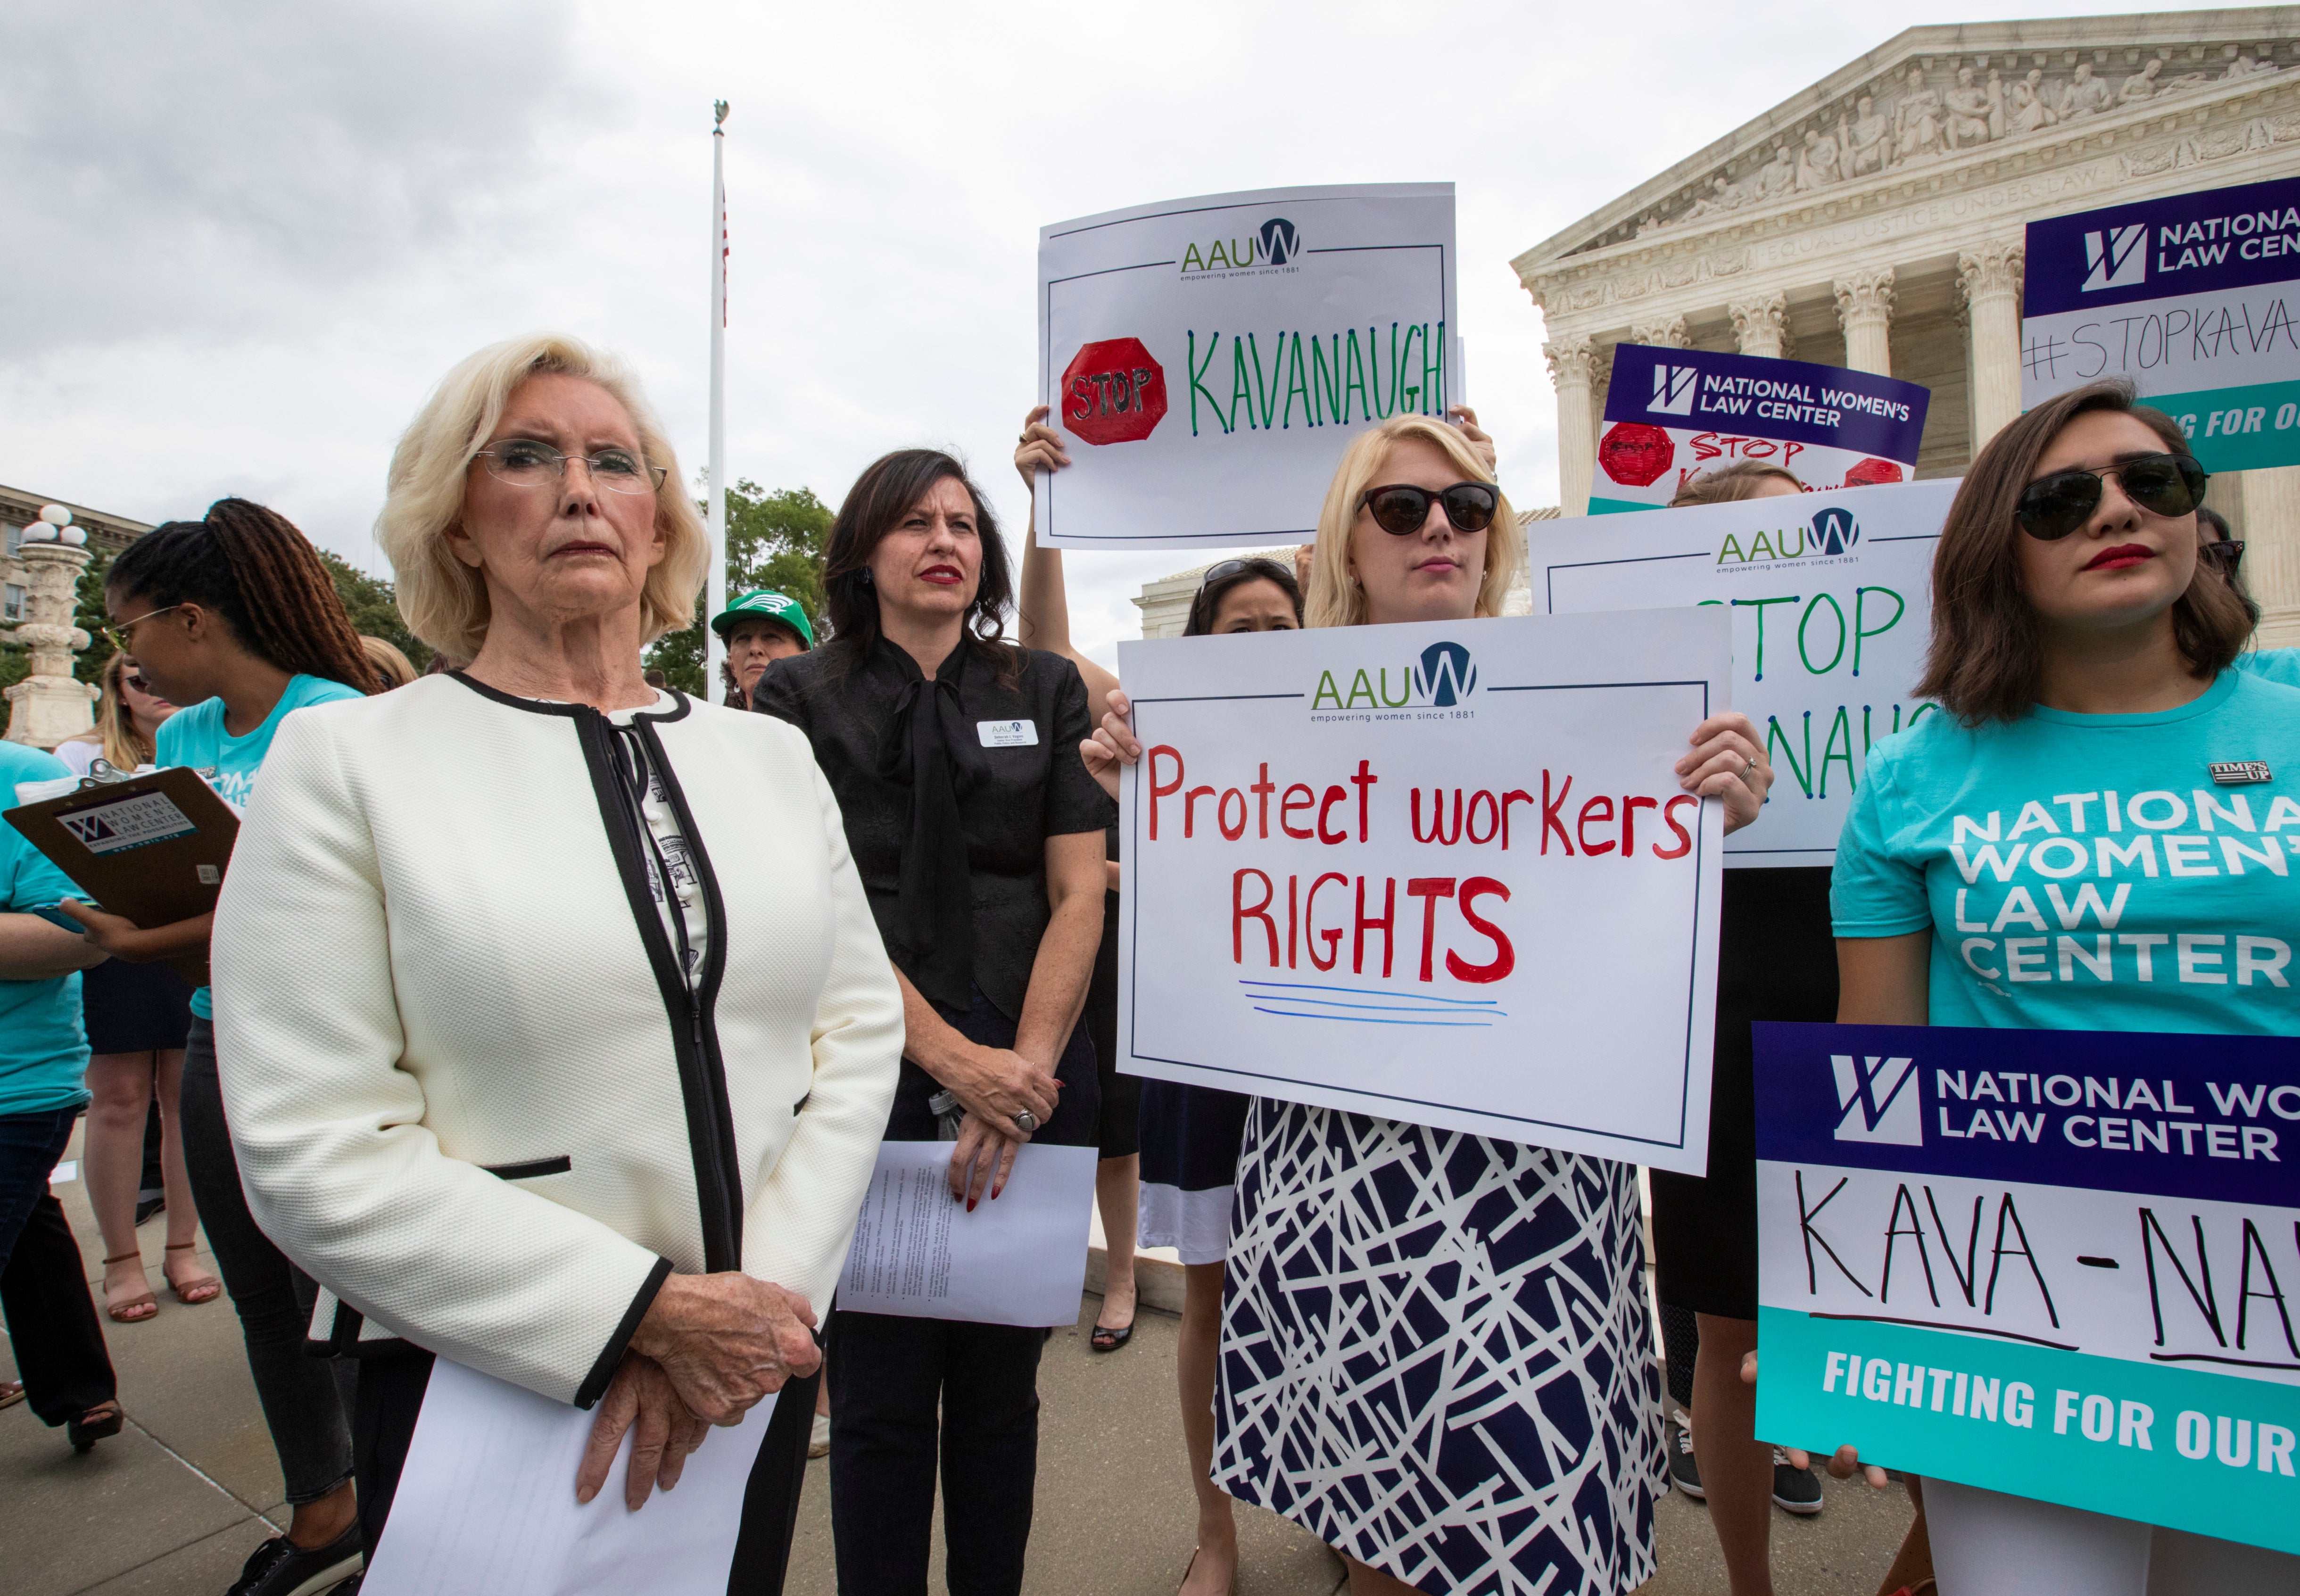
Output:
[1959, 240, 2025, 448]
[1590, 345, 1613, 458]
[1833, 267, 1896, 374]
[1545, 336, 1600, 517]
[2243, 465, 2300, 649]
[1628, 314, 1691, 349]
[1729, 293, 1792, 358]
[4, 533, 97, 749]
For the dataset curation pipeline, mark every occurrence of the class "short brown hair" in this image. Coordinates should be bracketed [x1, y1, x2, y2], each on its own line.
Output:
[1667, 460, 1804, 507]
[1917, 380, 2250, 724]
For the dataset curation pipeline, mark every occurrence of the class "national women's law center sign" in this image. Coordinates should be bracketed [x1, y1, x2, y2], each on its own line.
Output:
[1754, 1021, 2300, 1554]
[1593, 345, 1929, 513]
[2023, 174, 2300, 473]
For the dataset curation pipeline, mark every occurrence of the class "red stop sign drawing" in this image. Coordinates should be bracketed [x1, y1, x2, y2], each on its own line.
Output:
[1598, 422, 1675, 488]
[1062, 338, 1167, 445]
[1842, 457, 1904, 488]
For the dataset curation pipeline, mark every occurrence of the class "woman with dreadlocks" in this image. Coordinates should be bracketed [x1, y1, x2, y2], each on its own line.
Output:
[59, 498, 376, 1596]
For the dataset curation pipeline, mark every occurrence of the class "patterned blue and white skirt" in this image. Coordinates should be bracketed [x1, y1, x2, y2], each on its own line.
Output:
[1211, 1099, 1665, 1595]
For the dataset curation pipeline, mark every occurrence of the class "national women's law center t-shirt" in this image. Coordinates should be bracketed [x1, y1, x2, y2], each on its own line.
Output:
[157, 672, 367, 1018]
[1831, 667, 2300, 1034]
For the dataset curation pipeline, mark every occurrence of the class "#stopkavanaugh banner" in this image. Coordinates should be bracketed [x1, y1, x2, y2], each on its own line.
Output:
[1754, 1022, 2300, 1552]
[1115, 609, 1726, 1173]
[2023, 174, 2300, 473]
[1036, 183, 1459, 551]
[1531, 477, 1954, 868]
[1594, 344, 1930, 513]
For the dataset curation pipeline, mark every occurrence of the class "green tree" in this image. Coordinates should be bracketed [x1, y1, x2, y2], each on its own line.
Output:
[318, 550, 433, 673]
[646, 481, 833, 697]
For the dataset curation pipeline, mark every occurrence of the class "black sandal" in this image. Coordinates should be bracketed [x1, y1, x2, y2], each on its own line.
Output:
[68, 1399, 123, 1452]
[1090, 1314, 1135, 1353]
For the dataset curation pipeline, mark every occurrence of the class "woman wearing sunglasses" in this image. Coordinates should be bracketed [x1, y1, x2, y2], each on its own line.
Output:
[1090, 412, 1771, 1595]
[1824, 380, 2299, 1591]
[1018, 406, 1313, 1595]
[54, 654, 215, 1326]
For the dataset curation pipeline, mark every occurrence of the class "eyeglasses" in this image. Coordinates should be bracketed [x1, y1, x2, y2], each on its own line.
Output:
[473, 439, 669, 495]
[103, 604, 181, 652]
[2198, 537, 2246, 577]
[1357, 481, 1500, 537]
[2015, 453, 2208, 540]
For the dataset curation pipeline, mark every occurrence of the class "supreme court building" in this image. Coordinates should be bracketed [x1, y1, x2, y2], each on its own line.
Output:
[1512, 8, 2300, 645]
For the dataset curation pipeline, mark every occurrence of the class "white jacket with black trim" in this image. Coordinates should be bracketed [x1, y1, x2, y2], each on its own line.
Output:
[211, 673, 903, 1408]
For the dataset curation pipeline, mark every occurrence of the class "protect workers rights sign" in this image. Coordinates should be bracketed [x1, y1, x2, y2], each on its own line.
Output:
[1036, 184, 1459, 550]
[1115, 609, 1725, 1173]
[1593, 345, 1929, 513]
[1754, 1022, 2300, 1554]
[2023, 175, 2300, 473]
[1531, 477, 1953, 868]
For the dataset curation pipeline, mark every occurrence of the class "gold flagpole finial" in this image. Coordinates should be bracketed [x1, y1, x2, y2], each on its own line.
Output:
[713, 99, 730, 127]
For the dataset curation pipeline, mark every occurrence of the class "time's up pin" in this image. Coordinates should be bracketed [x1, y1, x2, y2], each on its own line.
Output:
[2209, 761, 2273, 785]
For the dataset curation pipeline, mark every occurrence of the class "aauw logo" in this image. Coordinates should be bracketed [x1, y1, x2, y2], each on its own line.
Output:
[1258, 217, 1301, 265]
[1811, 506, 1861, 555]
[1310, 640, 1477, 710]
[1831, 1054, 1922, 1146]
[1650, 364, 1699, 417]
[2083, 224, 2148, 292]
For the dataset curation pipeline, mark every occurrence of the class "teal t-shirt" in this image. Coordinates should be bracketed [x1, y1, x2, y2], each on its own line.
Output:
[1832, 667, 2300, 1034]
[1, 742, 93, 1116]
[157, 673, 366, 1018]
[2235, 644, 2300, 691]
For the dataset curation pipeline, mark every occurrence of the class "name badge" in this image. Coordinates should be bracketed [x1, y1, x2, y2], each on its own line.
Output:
[2209, 760, 2273, 785]
[978, 719, 1039, 749]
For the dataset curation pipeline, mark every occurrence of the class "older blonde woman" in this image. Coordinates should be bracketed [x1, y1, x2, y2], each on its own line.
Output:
[209, 333, 903, 1581]
[1091, 413, 1771, 1596]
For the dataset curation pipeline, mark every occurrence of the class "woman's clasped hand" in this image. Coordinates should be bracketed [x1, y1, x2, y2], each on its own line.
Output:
[579, 1272, 825, 1509]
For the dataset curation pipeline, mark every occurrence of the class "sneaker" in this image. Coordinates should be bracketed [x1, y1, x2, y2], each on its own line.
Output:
[1668, 1410, 1704, 1500]
[1771, 1448, 1824, 1515]
[225, 1523, 363, 1596]
[808, 1411, 830, 1459]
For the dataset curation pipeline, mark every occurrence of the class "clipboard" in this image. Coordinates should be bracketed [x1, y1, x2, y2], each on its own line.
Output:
[5, 766, 240, 989]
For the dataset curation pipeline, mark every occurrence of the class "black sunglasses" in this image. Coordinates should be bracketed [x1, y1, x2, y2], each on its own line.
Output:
[2015, 453, 2208, 541]
[2198, 537, 2246, 577]
[1200, 557, 1292, 589]
[1358, 481, 1500, 537]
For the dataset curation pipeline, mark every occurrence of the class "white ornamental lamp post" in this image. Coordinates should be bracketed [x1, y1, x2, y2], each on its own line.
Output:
[4, 504, 99, 748]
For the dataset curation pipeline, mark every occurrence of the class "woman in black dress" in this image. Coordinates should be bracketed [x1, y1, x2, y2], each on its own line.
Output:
[754, 447, 1113, 1596]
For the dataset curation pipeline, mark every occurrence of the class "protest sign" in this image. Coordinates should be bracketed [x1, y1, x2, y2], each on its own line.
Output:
[1115, 609, 1725, 1172]
[1593, 345, 1929, 513]
[2023, 175, 2300, 473]
[1754, 1021, 2300, 1554]
[1531, 477, 1953, 868]
[1036, 183, 1459, 551]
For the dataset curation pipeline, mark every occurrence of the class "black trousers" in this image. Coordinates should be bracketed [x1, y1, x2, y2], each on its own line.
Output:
[0, 1108, 116, 1426]
[827, 987, 1098, 1596]
[356, 1348, 823, 1594]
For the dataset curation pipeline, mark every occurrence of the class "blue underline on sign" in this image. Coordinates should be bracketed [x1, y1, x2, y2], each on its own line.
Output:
[1238, 980, 1498, 1007]
[1249, 1006, 1496, 1028]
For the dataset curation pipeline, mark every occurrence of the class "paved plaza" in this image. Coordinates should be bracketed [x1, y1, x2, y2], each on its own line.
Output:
[4, 1125, 1913, 1596]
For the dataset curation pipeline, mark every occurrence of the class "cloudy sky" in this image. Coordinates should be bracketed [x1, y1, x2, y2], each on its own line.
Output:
[5, 0, 2177, 665]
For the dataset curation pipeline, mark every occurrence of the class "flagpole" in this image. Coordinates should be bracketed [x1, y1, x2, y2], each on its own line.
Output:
[705, 99, 730, 699]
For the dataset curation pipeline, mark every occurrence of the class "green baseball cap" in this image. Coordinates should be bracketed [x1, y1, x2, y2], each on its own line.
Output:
[711, 589, 814, 649]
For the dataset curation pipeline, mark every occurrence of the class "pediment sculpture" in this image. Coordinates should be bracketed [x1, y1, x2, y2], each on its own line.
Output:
[1622, 44, 2286, 241]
